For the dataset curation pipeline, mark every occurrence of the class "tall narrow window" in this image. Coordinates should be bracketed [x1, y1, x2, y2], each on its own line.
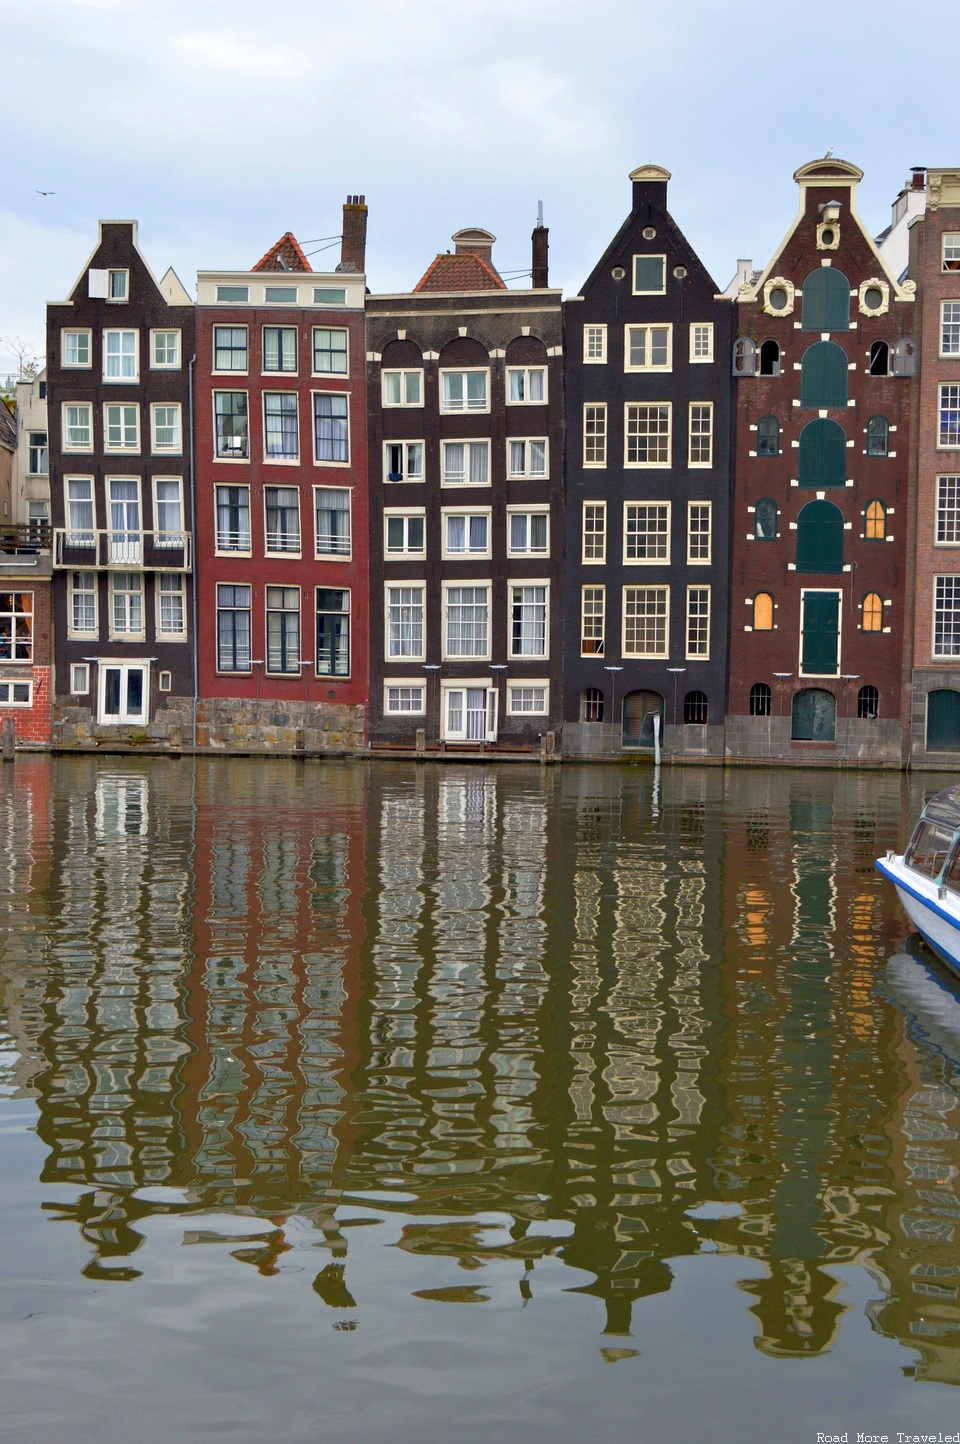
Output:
[862, 593, 883, 631]
[935, 577, 960, 656]
[581, 688, 604, 722]
[387, 587, 424, 659]
[581, 586, 605, 655]
[103, 330, 138, 381]
[214, 327, 248, 371]
[66, 478, 95, 544]
[510, 585, 547, 658]
[690, 323, 714, 362]
[869, 340, 890, 375]
[583, 502, 606, 561]
[110, 572, 143, 636]
[753, 593, 774, 630]
[216, 486, 250, 551]
[64, 404, 93, 450]
[749, 682, 771, 716]
[315, 488, 351, 556]
[940, 385, 960, 448]
[264, 486, 301, 553]
[314, 394, 349, 462]
[688, 403, 713, 465]
[686, 586, 710, 658]
[683, 691, 708, 724]
[217, 584, 252, 671]
[759, 340, 780, 375]
[446, 587, 490, 658]
[865, 415, 889, 457]
[892, 338, 917, 376]
[936, 476, 960, 543]
[687, 502, 711, 563]
[215, 393, 248, 458]
[264, 393, 298, 459]
[69, 572, 97, 635]
[266, 586, 300, 674]
[583, 326, 607, 363]
[757, 415, 779, 456]
[865, 500, 886, 540]
[942, 302, 960, 357]
[755, 498, 778, 540]
[733, 338, 756, 375]
[316, 589, 350, 675]
[158, 575, 186, 637]
[263, 326, 297, 372]
[857, 685, 879, 719]
[584, 404, 607, 465]
[155, 479, 183, 546]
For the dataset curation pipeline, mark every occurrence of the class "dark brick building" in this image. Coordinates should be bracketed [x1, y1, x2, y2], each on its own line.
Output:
[365, 223, 563, 753]
[47, 221, 195, 744]
[562, 165, 733, 758]
[725, 158, 915, 764]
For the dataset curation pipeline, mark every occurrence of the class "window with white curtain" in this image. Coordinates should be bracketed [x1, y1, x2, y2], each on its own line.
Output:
[510, 585, 547, 657]
[443, 511, 489, 556]
[506, 367, 546, 404]
[440, 369, 488, 413]
[442, 440, 489, 486]
[387, 586, 424, 659]
[507, 511, 548, 555]
[507, 439, 547, 478]
[314, 487, 351, 556]
[445, 586, 489, 658]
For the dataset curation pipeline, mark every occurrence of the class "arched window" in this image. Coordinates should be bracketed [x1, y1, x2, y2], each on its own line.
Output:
[798, 418, 846, 486]
[865, 500, 886, 539]
[733, 338, 757, 375]
[801, 267, 851, 331]
[893, 337, 917, 376]
[581, 687, 604, 723]
[857, 685, 879, 719]
[792, 689, 836, 741]
[869, 340, 889, 376]
[800, 341, 849, 407]
[796, 499, 844, 573]
[757, 415, 780, 456]
[753, 593, 774, 630]
[683, 690, 708, 724]
[862, 593, 883, 631]
[759, 339, 780, 375]
[865, 415, 889, 456]
[749, 682, 772, 716]
[755, 498, 778, 539]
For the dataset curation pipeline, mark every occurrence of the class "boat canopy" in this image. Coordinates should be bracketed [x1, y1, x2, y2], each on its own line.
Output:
[918, 783, 960, 830]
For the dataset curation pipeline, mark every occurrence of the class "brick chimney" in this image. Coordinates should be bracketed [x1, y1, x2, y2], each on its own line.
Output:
[531, 210, 549, 288]
[339, 195, 367, 274]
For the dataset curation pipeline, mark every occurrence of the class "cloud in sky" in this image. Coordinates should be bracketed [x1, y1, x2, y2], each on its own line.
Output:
[0, 0, 955, 373]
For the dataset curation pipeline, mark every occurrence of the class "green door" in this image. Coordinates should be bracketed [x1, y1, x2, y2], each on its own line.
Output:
[927, 689, 960, 749]
[792, 689, 837, 741]
[801, 592, 840, 675]
[796, 500, 844, 573]
[798, 418, 846, 486]
[800, 342, 848, 407]
[801, 268, 851, 330]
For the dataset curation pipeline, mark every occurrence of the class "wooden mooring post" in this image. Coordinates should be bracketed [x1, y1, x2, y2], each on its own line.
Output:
[2, 718, 14, 762]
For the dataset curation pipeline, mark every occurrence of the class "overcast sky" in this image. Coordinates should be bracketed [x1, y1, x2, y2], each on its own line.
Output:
[0, 0, 952, 375]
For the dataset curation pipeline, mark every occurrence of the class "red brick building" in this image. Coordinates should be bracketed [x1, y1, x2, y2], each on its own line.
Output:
[725, 158, 915, 764]
[906, 169, 960, 762]
[194, 202, 369, 751]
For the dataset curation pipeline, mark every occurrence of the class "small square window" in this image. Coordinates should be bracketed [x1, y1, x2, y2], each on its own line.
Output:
[159, 670, 172, 692]
[62, 330, 91, 368]
[70, 663, 90, 694]
[633, 255, 666, 294]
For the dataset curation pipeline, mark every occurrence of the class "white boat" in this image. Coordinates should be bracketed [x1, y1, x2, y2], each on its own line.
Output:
[876, 784, 960, 978]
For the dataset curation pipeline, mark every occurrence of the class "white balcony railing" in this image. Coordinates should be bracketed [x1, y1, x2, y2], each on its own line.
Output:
[54, 528, 193, 571]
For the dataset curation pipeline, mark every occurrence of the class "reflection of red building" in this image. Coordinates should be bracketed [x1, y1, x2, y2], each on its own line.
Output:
[0, 549, 52, 746]
[194, 203, 369, 752]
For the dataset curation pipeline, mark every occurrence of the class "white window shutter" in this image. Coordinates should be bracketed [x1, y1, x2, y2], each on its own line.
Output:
[88, 269, 109, 298]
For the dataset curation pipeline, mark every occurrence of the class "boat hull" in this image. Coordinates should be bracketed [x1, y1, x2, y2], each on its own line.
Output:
[876, 857, 960, 979]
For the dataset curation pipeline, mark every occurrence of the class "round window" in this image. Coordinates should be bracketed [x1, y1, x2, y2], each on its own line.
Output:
[642, 226, 657, 240]
[864, 286, 884, 311]
[820, 228, 835, 246]
[611, 266, 626, 281]
[769, 286, 788, 311]
[673, 265, 687, 279]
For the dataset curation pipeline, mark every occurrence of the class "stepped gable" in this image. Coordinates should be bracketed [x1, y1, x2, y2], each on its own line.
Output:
[251, 232, 312, 273]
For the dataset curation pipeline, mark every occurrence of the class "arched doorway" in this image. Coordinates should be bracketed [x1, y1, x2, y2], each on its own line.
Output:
[792, 689, 836, 742]
[622, 690, 663, 748]
[927, 689, 960, 749]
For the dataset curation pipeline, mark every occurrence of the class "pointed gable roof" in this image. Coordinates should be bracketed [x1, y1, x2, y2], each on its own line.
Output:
[251, 232, 312, 273]
[413, 251, 506, 293]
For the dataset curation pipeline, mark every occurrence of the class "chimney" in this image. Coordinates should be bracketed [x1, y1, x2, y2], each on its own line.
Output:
[340, 195, 367, 274]
[531, 203, 548, 288]
[911, 167, 926, 190]
[452, 227, 496, 261]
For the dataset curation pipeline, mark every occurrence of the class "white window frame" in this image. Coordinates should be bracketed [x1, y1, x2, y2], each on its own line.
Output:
[62, 329, 91, 368]
[936, 476, 960, 545]
[624, 323, 673, 372]
[685, 585, 711, 660]
[506, 438, 548, 479]
[98, 663, 149, 726]
[313, 585, 349, 679]
[441, 439, 489, 487]
[265, 584, 302, 676]
[939, 384, 960, 450]
[0, 590, 34, 664]
[25, 439, 46, 476]
[153, 476, 184, 548]
[70, 663, 90, 694]
[687, 501, 712, 565]
[213, 325, 248, 373]
[382, 369, 423, 407]
[440, 681, 498, 742]
[102, 328, 139, 383]
[689, 323, 714, 363]
[582, 501, 607, 563]
[384, 440, 425, 483]
[622, 585, 670, 658]
[68, 570, 98, 638]
[312, 326, 349, 377]
[107, 269, 129, 302]
[157, 573, 187, 640]
[261, 324, 298, 375]
[213, 390, 249, 461]
[506, 681, 549, 716]
[506, 507, 550, 557]
[150, 403, 182, 455]
[625, 403, 671, 468]
[63, 403, 93, 452]
[623, 501, 671, 565]
[440, 507, 491, 559]
[583, 325, 607, 364]
[264, 484, 302, 557]
[506, 366, 547, 405]
[384, 680, 426, 715]
[313, 486, 352, 559]
[263, 391, 299, 463]
[312, 391, 350, 466]
[440, 368, 490, 414]
[580, 584, 605, 657]
[583, 403, 607, 467]
[216, 582, 253, 673]
[688, 402, 714, 467]
[385, 583, 426, 662]
[65, 478, 96, 547]
[384, 509, 427, 558]
[942, 234, 960, 272]
[508, 580, 549, 660]
[632, 254, 666, 295]
[443, 581, 491, 661]
[108, 572, 146, 641]
[934, 575, 960, 657]
[941, 301, 960, 358]
[103, 402, 140, 453]
[0, 680, 33, 707]
[150, 329, 181, 369]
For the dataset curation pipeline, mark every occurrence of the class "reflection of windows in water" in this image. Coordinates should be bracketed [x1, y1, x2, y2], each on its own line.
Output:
[747, 812, 769, 852]
[260, 835, 300, 918]
[211, 840, 251, 918]
[853, 811, 876, 842]
[94, 775, 148, 837]
[680, 805, 705, 844]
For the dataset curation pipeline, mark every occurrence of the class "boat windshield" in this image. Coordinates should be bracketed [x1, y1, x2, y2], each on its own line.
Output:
[904, 819, 957, 881]
[944, 842, 960, 895]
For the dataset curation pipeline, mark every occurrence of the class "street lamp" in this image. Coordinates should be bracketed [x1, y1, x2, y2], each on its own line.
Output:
[666, 667, 686, 759]
[773, 673, 792, 759]
[604, 666, 623, 755]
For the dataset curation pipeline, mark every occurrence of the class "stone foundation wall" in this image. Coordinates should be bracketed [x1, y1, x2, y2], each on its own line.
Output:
[196, 697, 365, 754]
[724, 714, 902, 765]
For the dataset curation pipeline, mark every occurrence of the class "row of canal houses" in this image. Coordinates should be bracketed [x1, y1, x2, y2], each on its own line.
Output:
[4, 154, 960, 766]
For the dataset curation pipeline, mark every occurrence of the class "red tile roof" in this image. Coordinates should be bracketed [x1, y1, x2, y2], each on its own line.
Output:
[413, 251, 506, 293]
[251, 233, 313, 273]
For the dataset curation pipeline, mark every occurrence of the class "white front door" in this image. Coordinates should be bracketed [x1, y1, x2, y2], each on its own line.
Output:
[99, 663, 149, 724]
[443, 686, 498, 741]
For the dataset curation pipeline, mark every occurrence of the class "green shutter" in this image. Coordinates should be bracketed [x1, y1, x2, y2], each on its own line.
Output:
[792, 687, 837, 739]
[798, 419, 846, 485]
[800, 594, 840, 676]
[927, 690, 960, 749]
[633, 256, 665, 292]
[796, 500, 844, 573]
[800, 342, 848, 407]
[801, 268, 850, 330]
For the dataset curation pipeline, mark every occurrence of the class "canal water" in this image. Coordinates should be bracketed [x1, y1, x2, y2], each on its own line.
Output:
[1, 757, 959, 1443]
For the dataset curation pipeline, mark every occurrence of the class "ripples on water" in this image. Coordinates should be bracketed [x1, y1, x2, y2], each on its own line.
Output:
[0, 757, 959, 1443]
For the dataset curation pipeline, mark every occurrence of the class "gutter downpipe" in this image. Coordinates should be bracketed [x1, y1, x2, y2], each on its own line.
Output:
[188, 353, 199, 749]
